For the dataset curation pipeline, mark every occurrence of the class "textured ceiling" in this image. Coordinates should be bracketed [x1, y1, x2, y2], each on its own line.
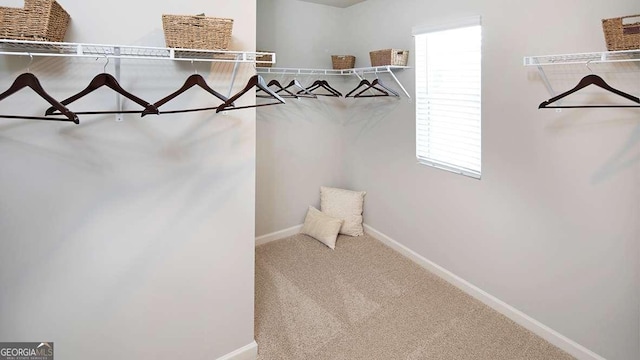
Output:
[295, 0, 368, 8]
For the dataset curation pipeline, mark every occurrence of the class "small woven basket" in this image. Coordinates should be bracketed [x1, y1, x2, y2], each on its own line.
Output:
[0, 0, 70, 42]
[331, 55, 356, 69]
[162, 14, 233, 50]
[369, 49, 409, 66]
[602, 14, 640, 51]
[256, 51, 274, 67]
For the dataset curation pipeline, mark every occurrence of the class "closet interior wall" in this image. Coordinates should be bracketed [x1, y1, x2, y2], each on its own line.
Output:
[0, 1, 257, 359]
[256, 0, 352, 235]
[257, 0, 640, 359]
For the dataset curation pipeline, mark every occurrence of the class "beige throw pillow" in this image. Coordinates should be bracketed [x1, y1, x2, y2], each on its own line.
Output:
[301, 206, 343, 250]
[320, 186, 366, 236]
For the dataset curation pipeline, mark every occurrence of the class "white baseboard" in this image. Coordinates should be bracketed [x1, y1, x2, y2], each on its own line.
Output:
[255, 224, 303, 246]
[216, 341, 258, 360]
[363, 224, 606, 360]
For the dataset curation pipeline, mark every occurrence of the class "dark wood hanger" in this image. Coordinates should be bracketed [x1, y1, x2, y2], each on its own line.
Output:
[281, 79, 317, 98]
[539, 74, 640, 109]
[301, 80, 342, 97]
[346, 78, 397, 98]
[345, 79, 375, 97]
[0, 73, 78, 123]
[217, 75, 285, 113]
[354, 78, 399, 98]
[269, 80, 299, 98]
[141, 74, 230, 116]
[321, 80, 343, 97]
[45, 73, 158, 116]
[310, 80, 343, 97]
[257, 79, 299, 99]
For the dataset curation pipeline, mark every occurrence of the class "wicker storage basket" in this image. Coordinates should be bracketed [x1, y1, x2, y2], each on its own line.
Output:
[162, 14, 233, 50]
[369, 49, 409, 66]
[256, 51, 274, 67]
[602, 14, 640, 51]
[0, 0, 70, 42]
[331, 55, 356, 69]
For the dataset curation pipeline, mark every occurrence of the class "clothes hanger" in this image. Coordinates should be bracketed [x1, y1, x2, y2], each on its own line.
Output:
[539, 63, 640, 109]
[299, 70, 335, 96]
[217, 75, 285, 113]
[301, 79, 342, 97]
[45, 55, 158, 116]
[257, 79, 299, 99]
[293, 70, 341, 97]
[322, 80, 343, 97]
[141, 61, 230, 116]
[345, 76, 397, 98]
[268, 79, 300, 98]
[0, 54, 78, 123]
[354, 78, 399, 98]
[281, 79, 317, 98]
[345, 78, 375, 97]
[0, 73, 80, 123]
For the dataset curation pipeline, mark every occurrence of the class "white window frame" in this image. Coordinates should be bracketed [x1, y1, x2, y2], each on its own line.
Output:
[413, 16, 482, 179]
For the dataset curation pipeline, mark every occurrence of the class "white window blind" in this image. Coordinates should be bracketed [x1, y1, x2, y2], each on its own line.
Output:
[414, 20, 482, 179]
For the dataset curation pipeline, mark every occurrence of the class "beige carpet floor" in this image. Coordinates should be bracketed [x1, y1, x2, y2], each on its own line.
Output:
[255, 233, 574, 360]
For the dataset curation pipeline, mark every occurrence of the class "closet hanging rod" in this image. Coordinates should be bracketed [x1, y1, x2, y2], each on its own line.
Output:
[0, 39, 276, 64]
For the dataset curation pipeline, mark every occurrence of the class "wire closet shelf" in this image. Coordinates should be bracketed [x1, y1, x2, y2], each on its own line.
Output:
[256, 65, 411, 98]
[523, 49, 640, 66]
[0, 39, 276, 64]
[523, 49, 640, 99]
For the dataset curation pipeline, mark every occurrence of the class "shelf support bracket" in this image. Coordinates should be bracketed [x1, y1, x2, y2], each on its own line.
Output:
[228, 54, 241, 98]
[534, 59, 556, 99]
[114, 47, 123, 122]
[386, 66, 411, 99]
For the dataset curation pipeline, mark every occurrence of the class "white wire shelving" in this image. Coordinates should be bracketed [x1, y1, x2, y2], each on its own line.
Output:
[256, 65, 409, 76]
[0, 39, 275, 64]
[256, 65, 411, 98]
[523, 49, 640, 97]
[523, 49, 640, 66]
[0, 39, 276, 120]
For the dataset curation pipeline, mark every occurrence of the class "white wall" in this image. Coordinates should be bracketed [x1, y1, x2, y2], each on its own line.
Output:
[0, 1, 256, 359]
[256, 0, 351, 235]
[257, 0, 348, 69]
[257, 0, 640, 359]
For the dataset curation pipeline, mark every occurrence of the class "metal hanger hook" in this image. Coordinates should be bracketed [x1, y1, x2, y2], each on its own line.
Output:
[26, 53, 33, 72]
[103, 55, 110, 73]
[307, 70, 317, 87]
[585, 60, 593, 74]
[191, 59, 197, 75]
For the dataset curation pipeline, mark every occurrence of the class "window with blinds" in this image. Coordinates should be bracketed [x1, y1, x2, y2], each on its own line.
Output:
[414, 19, 482, 179]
